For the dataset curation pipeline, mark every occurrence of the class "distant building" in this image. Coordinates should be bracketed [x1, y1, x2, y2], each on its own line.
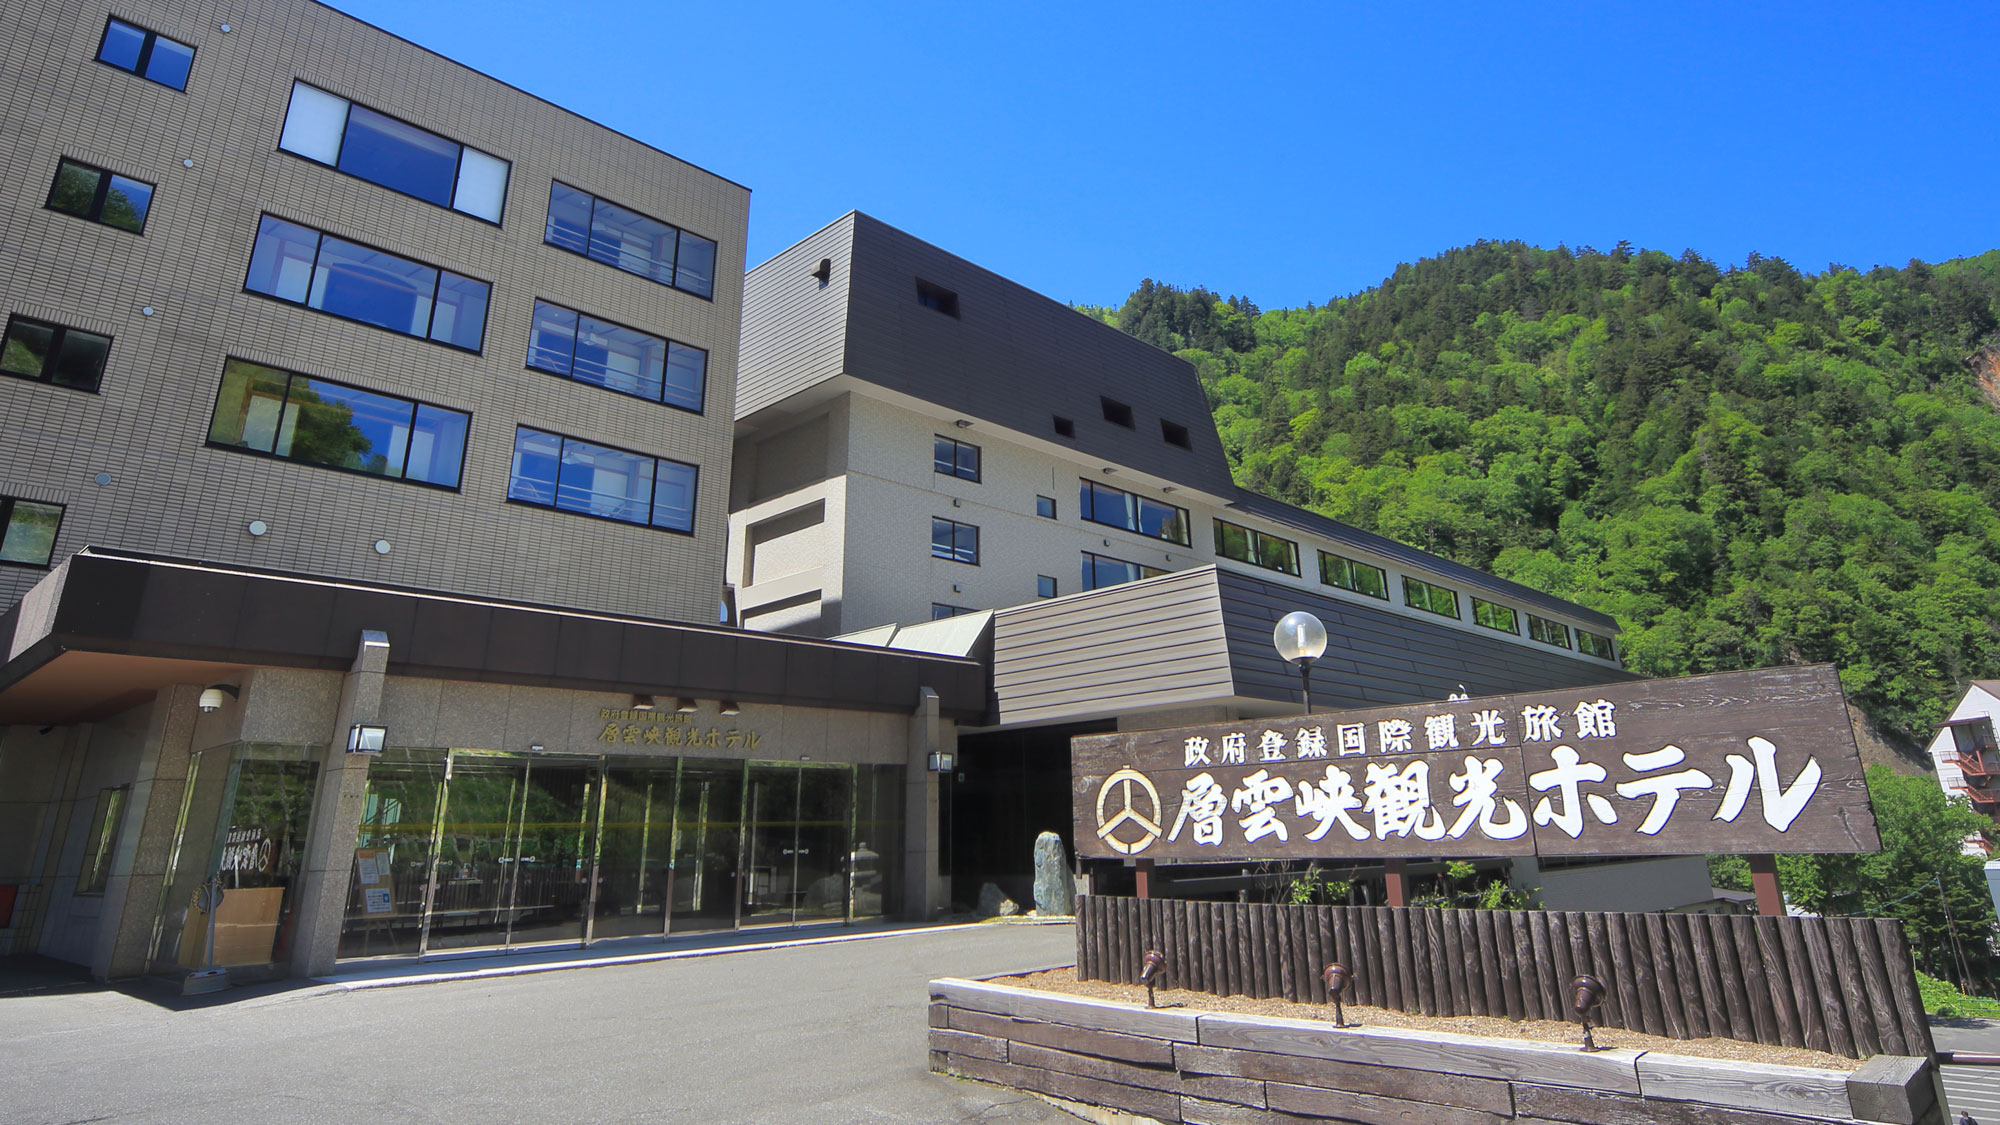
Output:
[1926, 682, 2000, 852]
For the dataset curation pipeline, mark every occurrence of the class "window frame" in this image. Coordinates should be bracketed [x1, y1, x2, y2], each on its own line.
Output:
[241, 214, 492, 353]
[932, 434, 980, 482]
[0, 496, 66, 569]
[1036, 574, 1058, 599]
[526, 298, 707, 414]
[1212, 518, 1301, 577]
[203, 357, 471, 491]
[45, 157, 155, 234]
[1078, 479, 1191, 547]
[1403, 576, 1461, 619]
[930, 516, 980, 565]
[1471, 597, 1519, 634]
[1527, 614, 1572, 649]
[1578, 630, 1618, 661]
[1080, 550, 1165, 592]
[0, 314, 112, 393]
[1035, 495, 1056, 519]
[505, 426, 700, 535]
[276, 80, 510, 226]
[1318, 550, 1389, 600]
[95, 17, 194, 92]
[542, 180, 716, 301]
[915, 278, 959, 318]
[931, 603, 973, 620]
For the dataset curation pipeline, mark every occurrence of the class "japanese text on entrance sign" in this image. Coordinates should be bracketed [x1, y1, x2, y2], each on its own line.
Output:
[1072, 664, 1879, 862]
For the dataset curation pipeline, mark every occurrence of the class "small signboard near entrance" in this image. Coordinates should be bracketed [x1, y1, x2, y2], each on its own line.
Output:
[1073, 664, 1878, 862]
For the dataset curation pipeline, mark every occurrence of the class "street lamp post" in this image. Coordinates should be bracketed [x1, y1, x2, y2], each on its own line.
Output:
[1273, 611, 1328, 716]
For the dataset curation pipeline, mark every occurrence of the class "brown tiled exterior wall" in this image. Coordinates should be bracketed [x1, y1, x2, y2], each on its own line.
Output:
[0, 0, 748, 623]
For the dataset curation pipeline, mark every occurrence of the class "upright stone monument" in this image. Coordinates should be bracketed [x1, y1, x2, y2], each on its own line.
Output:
[1032, 831, 1076, 916]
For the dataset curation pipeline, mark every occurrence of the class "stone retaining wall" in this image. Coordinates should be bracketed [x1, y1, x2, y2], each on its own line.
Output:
[928, 976, 1946, 1125]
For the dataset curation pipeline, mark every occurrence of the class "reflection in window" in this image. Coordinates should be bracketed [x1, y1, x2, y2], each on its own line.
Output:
[1403, 576, 1460, 619]
[1081, 551, 1164, 592]
[0, 496, 64, 567]
[1319, 551, 1388, 599]
[245, 216, 489, 350]
[1528, 614, 1571, 649]
[1, 315, 111, 392]
[46, 158, 153, 233]
[1472, 598, 1518, 634]
[207, 358, 468, 488]
[1079, 480, 1189, 545]
[1036, 495, 1056, 519]
[931, 517, 978, 564]
[933, 435, 979, 482]
[279, 82, 509, 222]
[1037, 575, 1057, 598]
[544, 182, 715, 299]
[507, 427, 698, 533]
[77, 787, 129, 894]
[97, 18, 194, 90]
[931, 603, 972, 619]
[527, 299, 705, 411]
[1213, 519, 1299, 576]
[1578, 630, 1617, 662]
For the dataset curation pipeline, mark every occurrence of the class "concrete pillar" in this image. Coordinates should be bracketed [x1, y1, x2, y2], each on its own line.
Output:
[100, 688, 203, 978]
[905, 686, 944, 921]
[287, 630, 389, 977]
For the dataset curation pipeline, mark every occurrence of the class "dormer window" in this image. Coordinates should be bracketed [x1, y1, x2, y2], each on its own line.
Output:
[1161, 419, 1191, 449]
[1100, 397, 1134, 429]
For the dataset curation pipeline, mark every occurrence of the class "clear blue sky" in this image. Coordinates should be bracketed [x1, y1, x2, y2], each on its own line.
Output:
[332, 1, 1999, 311]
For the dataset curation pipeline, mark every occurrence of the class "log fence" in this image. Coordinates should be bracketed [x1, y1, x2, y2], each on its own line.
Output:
[1074, 895, 1931, 1060]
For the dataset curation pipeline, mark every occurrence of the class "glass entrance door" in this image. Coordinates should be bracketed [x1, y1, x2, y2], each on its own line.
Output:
[669, 759, 742, 933]
[743, 763, 854, 927]
[425, 751, 596, 953]
[592, 762, 679, 940]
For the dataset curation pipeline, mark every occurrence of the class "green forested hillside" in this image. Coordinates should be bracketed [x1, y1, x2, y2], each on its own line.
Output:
[1097, 245, 2000, 746]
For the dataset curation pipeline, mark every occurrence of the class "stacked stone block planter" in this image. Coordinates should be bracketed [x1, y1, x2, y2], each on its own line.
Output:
[928, 976, 1945, 1125]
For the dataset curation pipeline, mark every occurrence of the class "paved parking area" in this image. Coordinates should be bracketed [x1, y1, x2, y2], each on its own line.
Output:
[0, 923, 1076, 1124]
[1934, 1017, 2000, 1122]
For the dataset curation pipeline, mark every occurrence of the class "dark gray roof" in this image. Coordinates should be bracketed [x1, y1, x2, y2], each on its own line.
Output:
[1228, 490, 1620, 632]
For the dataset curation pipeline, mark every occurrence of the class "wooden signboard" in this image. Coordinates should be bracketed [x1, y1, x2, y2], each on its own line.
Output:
[1072, 664, 1878, 862]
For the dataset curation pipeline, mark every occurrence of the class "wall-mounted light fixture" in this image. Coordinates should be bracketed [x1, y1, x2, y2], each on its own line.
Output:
[675, 697, 699, 714]
[953, 418, 973, 429]
[346, 723, 387, 754]
[197, 684, 240, 713]
[927, 749, 955, 773]
[719, 700, 742, 717]
[632, 694, 657, 711]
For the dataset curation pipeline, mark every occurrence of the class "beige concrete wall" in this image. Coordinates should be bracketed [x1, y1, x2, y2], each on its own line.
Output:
[0, 0, 747, 624]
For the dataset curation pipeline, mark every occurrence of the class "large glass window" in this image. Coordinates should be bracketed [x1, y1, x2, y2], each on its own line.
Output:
[544, 182, 716, 299]
[97, 18, 194, 91]
[1081, 551, 1164, 591]
[1079, 480, 1189, 546]
[46, 158, 153, 233]
[76, 787, 129, 894]
[279, 82, 510, 222]
[1578, 630, 1618, 662]
[1319, 551, 1388, 599]
[245, 216, 489, 350]
[1403, 576, 1461, 619]
[207, 358, 468, 488]
[1, 315, 111, 392]
[527, 300, 706, 412]
[933, 435, 980, 482]
[508, 427, 699, 533]
[1213, 519, 1300, 576]
[1528, 614, 1571, 649]
[931, 517, 978, 564]
[0, 497, 64, 567]
[1472, 598, 1518, 634]
[931, 603, 972, 619]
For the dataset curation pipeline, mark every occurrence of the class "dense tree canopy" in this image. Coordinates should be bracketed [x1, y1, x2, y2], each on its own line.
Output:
[1105, 243, 2000, 746]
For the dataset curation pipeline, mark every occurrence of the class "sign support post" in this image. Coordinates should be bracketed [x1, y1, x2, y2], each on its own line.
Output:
[1383, 859, 1408, 907]
[1134, 858, 1153, 899]
[1749, 853, 1784, 917]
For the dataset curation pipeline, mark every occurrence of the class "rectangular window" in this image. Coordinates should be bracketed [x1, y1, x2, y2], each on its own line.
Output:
[0, 496, 65, 568]
[245, 215, 489, 351]
[1035, 495, 1056, 519]
[916, 278, 959, 317]
[1403, 576, 1461, 619]
[933, 435, 980, 482]
[206, 358, 469, 488]
[1213, 519, 1300, 576]
[1527, 614, 1572, 649]
[1319, 551, 1388, 599]
[1, 315, 111, 392]
[1100, 397, 1135, 429]
[1081, 551, 1165, 592]
[46, 158, 153, 233]
[97, 18, 193, 91]
[508, 427, 697, 533]
[1161, 419, 1191, 449]
[931, 517, 979, 564]
[1578, 630, 1617, 661]
[1037, 575, 1057, 599]
[931, 603, 972, 620]
[76, 786, 129, 895]
[1053, 416, 1075, 439]
[279, 82, 510, 223]
[1078, 480, 1190, 546]
[1472, 598, 1518, 633]
[544, 182, 715, 299]
[528, 299, 706, 412]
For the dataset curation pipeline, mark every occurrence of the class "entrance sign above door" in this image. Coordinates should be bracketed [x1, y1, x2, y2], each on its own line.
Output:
[1072, 663, 1878, 862]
